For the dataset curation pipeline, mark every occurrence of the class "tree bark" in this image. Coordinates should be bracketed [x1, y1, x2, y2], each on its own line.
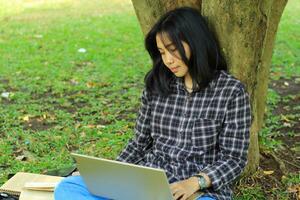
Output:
[130, 0, 287, 174]
[131, 0, 202, 35]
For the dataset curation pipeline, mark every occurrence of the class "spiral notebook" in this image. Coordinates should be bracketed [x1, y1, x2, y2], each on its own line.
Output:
[0, 172, 63, 199]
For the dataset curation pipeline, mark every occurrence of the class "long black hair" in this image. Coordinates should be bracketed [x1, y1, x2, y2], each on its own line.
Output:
[144, 7, 227, 95]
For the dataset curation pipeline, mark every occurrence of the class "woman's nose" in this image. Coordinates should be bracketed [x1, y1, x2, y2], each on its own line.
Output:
[165, 51, 174, 65]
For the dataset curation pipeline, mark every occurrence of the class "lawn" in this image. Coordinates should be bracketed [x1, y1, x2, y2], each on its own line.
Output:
[0, 0, 299, 199]
[0, 0, 149, 183]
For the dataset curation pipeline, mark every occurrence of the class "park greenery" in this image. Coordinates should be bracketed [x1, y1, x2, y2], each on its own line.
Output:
[0, 0, 299, 199]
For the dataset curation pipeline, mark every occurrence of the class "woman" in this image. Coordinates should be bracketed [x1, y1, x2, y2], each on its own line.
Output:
[55, 7, 251, 200]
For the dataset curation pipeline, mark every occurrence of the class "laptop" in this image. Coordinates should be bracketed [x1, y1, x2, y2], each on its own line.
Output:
[71, 153, 173, 200]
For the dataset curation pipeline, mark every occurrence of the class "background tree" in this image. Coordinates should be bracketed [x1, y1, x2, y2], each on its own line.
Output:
[130, 0, 288, 173]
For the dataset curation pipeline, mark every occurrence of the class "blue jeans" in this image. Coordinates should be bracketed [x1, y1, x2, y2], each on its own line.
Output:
[54, 176, 215, 200]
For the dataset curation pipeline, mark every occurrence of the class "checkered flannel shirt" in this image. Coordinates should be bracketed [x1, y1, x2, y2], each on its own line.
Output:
[117, 70, 251, 200]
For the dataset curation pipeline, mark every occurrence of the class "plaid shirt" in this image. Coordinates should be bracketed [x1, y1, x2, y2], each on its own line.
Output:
[117, 70, 251, 200]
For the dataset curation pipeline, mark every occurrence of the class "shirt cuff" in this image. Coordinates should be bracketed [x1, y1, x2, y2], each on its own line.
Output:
[202, 165, 224, 191]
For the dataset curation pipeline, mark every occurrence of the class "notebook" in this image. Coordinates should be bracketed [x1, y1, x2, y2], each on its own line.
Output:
[0, 172, 64, 199]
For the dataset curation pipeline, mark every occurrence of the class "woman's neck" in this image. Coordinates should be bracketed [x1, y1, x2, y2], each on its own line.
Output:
[184, 73, 193, 88]
[184, 73, 193, 92]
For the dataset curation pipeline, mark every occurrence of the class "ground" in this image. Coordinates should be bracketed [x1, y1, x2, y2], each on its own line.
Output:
[234, 76, 300, 199]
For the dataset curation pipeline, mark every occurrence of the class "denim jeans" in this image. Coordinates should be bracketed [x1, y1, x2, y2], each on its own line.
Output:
[54, 176, 215, 200]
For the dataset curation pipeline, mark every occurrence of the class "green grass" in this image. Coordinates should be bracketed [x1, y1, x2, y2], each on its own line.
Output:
[0, 0, 299, 199]
[0, 0, 149, 184]
[258, 88, 283, 150]
[235, 186, 266, 200]
[271, 0, 300, 79]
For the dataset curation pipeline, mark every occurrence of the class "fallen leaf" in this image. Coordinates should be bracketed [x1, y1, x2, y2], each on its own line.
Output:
[263, 170, 274, 175]
[80, 132, 86, 137]
[86, 124, 96, 128]
[34, 34, 43, 38]
[14, 148, 23, 155]
[49, 114, 56, 120]
[23, 150, 36, 161]
[287, 184, 300, 199]
[70, 79, 79, 85]
[54, 125, 64, 130]
[98, 82, 110, 87]
[283, 122, 292, 127]
[22, 115, 30, 122]
[75, 123, 81, 129]
[86, 82, 97, 88]
[1, 92, 10, 98]
[16, 155, 27, 161]
[281, 175, 287, 180]
[96, 125, 106, 129]
[281, 114, 291, 122]
[78, 48, 87, 53]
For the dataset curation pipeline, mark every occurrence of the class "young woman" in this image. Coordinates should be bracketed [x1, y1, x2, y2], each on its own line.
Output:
[55, 7, 251, 200]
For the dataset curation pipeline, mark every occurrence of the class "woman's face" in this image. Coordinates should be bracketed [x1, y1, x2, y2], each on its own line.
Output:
[156, 33, 191, 78]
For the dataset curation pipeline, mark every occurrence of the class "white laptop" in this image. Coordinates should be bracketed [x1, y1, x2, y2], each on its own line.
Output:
[71, 153, 173, 200]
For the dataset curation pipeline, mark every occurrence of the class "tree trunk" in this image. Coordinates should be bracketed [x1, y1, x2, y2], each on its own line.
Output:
[131, 0, 287, 174]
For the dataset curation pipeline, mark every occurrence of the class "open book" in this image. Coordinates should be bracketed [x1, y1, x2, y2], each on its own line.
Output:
[0, 172, 64, 200]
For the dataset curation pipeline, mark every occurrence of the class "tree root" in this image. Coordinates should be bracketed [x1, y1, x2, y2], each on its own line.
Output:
[277, 150, 300, 170]
[262, 151, 287, 175]
[270, 152, 288, 174]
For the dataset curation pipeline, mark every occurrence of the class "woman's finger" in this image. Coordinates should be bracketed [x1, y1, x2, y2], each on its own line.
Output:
[173, 191, 184, 200]
[172, 188, 180, 196]
[180, 194, 189, 200]
[170, 185, 180, 195]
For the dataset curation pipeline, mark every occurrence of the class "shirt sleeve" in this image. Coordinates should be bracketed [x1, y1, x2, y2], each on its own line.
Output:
[202, 88, 251, 191]
[116, 89, 152, 164]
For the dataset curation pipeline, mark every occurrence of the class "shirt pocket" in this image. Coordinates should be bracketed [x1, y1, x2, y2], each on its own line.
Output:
[191, 118, 221, 150]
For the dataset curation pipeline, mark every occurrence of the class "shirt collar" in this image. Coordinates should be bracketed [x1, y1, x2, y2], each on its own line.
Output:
[174, 75, 217, 92]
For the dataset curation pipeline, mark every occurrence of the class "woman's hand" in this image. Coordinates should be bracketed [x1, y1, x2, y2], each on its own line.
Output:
[170, 177, 200, 200]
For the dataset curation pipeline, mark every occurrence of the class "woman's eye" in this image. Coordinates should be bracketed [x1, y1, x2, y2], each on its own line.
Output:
[160, 51, 165, 55]
[170, 48, 177, 52]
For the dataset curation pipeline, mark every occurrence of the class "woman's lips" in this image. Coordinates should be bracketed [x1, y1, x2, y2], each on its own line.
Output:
[170, 66, 179, 72]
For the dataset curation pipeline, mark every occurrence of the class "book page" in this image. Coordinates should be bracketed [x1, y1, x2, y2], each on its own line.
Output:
[19, 189, 54, 200]
[0, 172, 63, 196]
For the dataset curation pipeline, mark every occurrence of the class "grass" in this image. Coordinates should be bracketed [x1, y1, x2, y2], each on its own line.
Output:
[258, 88, 283, 150]
[0, 0, 149, 184]
[271, 0, 300, 79]
[0, 0, 299, 199]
